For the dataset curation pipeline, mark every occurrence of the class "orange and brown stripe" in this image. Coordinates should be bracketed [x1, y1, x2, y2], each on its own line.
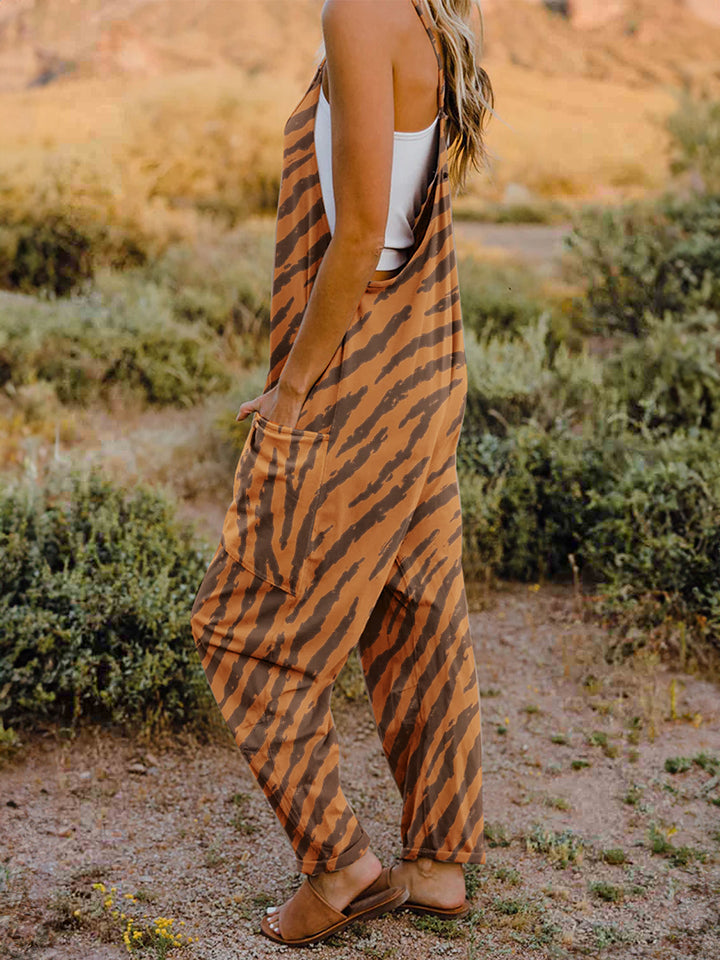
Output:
[191, 0, 485, 876]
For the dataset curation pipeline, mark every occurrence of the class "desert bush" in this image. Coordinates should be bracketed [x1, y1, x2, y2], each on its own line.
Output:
[0, 274, 233, 405]
[601, 309, 720, 434]
[458, 257, 554, 341]
[462, 315, 604, 437]
[458, 419, 720, 662]
[579, 431, 720, 664]
[562, 194, 720, 336]
[665, 92, 720, 194]
[143, 225, 274, 351]
[458, 420, 618, 582]
[4, 215, 94, 297]
[0, 472, 214, 733]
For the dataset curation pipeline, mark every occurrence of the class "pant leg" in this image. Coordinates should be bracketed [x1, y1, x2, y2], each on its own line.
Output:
[191, 543, 376, 875]
[357, 450, 485, 865]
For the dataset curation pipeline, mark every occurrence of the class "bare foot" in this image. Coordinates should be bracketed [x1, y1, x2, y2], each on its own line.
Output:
[389, 857, 466, 910]
[265, 848, 382, 935]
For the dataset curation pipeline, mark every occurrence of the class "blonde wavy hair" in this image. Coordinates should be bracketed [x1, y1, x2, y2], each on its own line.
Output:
[420, 0, 495, 190]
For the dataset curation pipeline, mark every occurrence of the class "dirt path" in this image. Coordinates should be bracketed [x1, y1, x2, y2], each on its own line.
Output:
[454, 222, 573, 275]
[2, 583, 718, 960]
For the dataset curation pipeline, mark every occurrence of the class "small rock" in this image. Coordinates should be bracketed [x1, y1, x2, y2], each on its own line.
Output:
[127, 763, 147, 775]
[45, 825, 75, 837]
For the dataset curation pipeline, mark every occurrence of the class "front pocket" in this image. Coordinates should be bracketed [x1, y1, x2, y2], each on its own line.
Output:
[221, 413, 330, 597]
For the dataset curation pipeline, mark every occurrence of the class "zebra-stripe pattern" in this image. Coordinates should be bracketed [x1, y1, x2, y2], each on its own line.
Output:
[191, 0, 485, 876]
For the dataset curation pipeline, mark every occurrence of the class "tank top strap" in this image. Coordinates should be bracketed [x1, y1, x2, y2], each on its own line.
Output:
[410, 0, 447, 120]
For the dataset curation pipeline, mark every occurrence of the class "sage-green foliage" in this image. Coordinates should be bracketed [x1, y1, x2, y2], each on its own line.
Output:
[0, 273, 232, 405]
[580, 431, 720, 656]
[458, 422, 611, 582]
[0, 222, 274, 406]
[458, 257, 555, 342]
[143, 228, 273, 349]
[455, 190, 720, 662]
[562, 193, 720, 337]
[0, 472, 213, 731]
[601, 309, 720, 434]
[458, 418, 720, 655]
[462, 314, 603, 437]
[665, 92, 720, 194]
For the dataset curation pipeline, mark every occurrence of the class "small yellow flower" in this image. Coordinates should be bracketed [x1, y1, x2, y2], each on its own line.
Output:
[73, 909, 81, 917]
[93, 882, 107, 893]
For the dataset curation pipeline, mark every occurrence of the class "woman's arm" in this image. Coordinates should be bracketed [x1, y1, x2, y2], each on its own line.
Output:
[237, 0, 396, 428]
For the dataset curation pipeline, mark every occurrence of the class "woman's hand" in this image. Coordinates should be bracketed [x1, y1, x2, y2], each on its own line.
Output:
[236, 384, 304, 429]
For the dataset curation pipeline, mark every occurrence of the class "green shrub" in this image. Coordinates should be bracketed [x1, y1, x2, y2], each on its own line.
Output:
[144, 228, 273, 353]
[665, 92, 720, 194]
[459, 420, 617, 582]
[601, 310, 720, 434]
[458, 257, 552, 341]
[562, 194, 720, 336]
[0, 274, 233, 405]
[579, 431, 720, 660]
[461, 315, 604, 438]
[6, 215, 93, 297]
[0, 472, 213, 732]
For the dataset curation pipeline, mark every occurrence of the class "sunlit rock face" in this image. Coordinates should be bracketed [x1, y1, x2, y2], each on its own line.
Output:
[686, 0, 720, 27]
[569, 0, 628, 29]
[480, 0, 720, 30]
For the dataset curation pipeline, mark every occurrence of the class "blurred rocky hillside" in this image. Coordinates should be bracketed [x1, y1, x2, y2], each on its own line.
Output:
[0, 0, 718, 95]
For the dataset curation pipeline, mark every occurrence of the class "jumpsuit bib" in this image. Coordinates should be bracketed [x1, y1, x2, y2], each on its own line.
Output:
[191, 0, 485, 876]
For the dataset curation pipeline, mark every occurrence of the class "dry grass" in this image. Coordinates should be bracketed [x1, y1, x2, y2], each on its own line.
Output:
[468, 62, 677, 202]
[0, 66, 292, 250]
[0, 58, 679, 255]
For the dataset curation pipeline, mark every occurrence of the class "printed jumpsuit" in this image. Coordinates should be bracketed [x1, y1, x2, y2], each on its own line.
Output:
[191, 0, 485, 877]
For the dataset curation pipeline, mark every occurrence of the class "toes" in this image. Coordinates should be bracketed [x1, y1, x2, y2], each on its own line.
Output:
[266, 906, 278, 915]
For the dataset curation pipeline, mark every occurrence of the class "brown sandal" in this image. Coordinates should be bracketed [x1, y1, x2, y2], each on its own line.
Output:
[260, 873, 409, 946]
[351, 865, 472, 920]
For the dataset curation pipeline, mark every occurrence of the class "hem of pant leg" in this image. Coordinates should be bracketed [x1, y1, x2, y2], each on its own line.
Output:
[400, 845, 486, 865]
[296, 831, 372, 876]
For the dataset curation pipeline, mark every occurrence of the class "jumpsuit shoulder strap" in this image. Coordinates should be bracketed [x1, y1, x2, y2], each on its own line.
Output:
[409, 0, 447, 118]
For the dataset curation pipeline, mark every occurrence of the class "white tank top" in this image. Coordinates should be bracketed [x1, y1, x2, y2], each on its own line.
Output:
[315, 83, 439, 271]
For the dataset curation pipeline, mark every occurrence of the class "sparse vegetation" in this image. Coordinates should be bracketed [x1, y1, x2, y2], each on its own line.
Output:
[525, 824, 585, 869]
[589, 881, 625, 903]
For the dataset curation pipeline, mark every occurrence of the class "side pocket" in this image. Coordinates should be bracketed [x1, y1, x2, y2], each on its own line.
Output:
[221, 413, 330, 597]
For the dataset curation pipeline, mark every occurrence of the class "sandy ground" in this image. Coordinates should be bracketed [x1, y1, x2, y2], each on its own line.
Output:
[2, 583, 718, 960]
[454, 222, 573, 277]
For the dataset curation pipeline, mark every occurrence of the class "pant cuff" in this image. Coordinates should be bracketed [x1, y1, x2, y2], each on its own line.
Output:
[296, 829, 372, 876]
[401, 845, 486, 865]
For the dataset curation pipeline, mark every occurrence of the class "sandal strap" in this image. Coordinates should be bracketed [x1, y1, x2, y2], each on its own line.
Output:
[278, 877, 347, 942]
[350, 865, 395, 901]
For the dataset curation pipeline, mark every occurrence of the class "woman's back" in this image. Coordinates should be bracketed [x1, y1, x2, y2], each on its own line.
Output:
[319, 0, 440, 134]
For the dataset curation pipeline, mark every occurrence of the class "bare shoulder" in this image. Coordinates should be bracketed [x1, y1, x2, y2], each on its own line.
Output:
[322, 0, 407, 45]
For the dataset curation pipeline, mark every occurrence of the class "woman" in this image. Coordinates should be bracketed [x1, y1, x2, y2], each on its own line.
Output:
[191, 0, 494, 947]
